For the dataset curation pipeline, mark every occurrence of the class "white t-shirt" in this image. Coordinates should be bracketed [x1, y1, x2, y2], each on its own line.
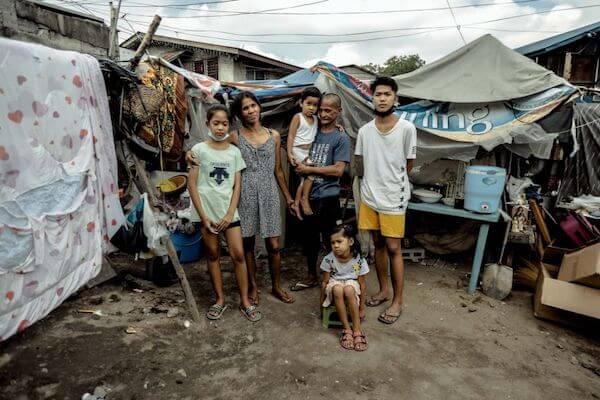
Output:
[320, 252, 369, 281]
[355, 118, 417, 215]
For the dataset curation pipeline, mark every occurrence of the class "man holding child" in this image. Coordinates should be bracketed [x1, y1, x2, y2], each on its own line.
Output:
[291, 93, 351, 292]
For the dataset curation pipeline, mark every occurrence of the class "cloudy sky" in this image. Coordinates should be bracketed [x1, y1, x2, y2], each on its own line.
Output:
[49, 0, 600, 67]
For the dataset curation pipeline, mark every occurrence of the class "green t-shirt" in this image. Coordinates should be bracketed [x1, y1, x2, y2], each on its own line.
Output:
[189, 141, 246, 223]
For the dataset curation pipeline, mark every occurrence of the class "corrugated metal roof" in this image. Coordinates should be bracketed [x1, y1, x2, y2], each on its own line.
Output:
[120, 33, 300, 72]
[515, 21, 600, 57]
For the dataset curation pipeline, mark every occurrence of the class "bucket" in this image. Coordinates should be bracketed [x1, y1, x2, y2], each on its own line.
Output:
[464, 166, 506, 214]
[170, 230, 202, 263]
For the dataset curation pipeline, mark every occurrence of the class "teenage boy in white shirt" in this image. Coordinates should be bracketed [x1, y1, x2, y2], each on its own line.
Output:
[354, 76, 417, 325]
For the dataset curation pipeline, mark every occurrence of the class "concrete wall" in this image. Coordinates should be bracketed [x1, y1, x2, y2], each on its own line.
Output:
[0, 0, 109, 57]
[218, 54, 235, 81]
[233, 61, 246, 81]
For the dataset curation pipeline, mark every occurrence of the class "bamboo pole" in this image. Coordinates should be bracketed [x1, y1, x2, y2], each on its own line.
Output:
[129, 15, 162, 70]
[130, 153, 202, 324]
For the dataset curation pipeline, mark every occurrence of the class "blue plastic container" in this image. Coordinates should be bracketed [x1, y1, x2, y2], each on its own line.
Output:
[464, 166, 506, 214]
[170, 230, 202, 263]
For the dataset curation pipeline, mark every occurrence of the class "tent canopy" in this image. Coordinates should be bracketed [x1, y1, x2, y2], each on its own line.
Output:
[392, 34, 569, 103]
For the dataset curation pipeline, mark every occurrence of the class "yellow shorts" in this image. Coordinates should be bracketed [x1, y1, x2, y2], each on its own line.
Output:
[358, 202, 406, 238]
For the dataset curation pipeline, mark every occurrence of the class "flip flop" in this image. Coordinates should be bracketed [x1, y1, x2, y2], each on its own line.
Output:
[239, 305, 262, 322]
[290, 281, 319, 292]
[378, 309, 402, 325]
[272, 290, 295, 304]
[366, 296, 389, 307]
[206, 304, 227, 320]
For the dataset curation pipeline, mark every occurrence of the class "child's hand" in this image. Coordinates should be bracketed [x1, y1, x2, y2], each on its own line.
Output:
[202, 218, 219, 235]
[216, 213, 233, 232]
[335, 124, 345, 133]
[288, 153, 297, 167]
[359, 307, 366, 321]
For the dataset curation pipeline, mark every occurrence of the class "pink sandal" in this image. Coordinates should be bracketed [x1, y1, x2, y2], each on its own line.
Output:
[340, 329, 354, 350]
[353, 331, 368, 352]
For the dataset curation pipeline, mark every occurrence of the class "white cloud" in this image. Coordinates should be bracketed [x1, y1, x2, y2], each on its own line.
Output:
[49, 0, 600, 67]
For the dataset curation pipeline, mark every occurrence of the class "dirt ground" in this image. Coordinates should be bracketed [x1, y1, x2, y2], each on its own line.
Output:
[1, 248, 599, 400]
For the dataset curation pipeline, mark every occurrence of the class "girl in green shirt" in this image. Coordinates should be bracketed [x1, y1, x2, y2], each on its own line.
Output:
[187, 104, 261, 322]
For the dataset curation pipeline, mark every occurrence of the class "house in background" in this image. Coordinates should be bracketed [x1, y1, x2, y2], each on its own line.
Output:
[516, 21, 600, 88]
[0, 0, 110, 57]
[120, 33, 300, 82]
[339, 64, 377, 82]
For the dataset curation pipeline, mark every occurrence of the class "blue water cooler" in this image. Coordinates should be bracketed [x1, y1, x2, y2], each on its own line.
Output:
[464, 166, 506, 214]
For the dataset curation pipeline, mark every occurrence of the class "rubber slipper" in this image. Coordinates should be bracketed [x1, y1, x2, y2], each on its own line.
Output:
[272, 290, 295, 304]
[366, 297, 389, 307]
[206, 304, 227, 320]
[378, 310, 401, 325]
[239, 305, 262, 322]
[290, 281, 318, 292]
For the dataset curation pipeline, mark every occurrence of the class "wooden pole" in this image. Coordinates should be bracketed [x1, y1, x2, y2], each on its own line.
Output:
[108, 0, 123, 60]
[130, 153, 202, 324]
[108, 2, 115, 59]
[129, 15, 162, 70]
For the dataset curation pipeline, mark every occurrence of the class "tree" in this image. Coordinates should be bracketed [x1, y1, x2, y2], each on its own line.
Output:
[362, 54, 426, 77]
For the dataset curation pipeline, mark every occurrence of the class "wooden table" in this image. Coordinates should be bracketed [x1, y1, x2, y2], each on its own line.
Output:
[408, 202, 501, 294]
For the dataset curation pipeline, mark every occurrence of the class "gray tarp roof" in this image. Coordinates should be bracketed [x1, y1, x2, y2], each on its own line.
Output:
[393, 34, 568, 103]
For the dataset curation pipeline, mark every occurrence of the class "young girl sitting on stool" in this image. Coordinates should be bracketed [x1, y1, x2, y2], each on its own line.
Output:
[320, 225, 369, 351]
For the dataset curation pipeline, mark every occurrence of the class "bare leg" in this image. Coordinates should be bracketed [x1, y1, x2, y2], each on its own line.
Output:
[385, 237, 404, 316]
[225, 227, 252, 309]
[243, 236, 259, 305]
[266, 237, 294, 303]
[367, 231, 391, 305]
[344, 286, 361, 333]
[292, 183, 303, 220]
[332, 285, 350, 330]
[300, 178, 314, 216]
[201, 227, 225, 306]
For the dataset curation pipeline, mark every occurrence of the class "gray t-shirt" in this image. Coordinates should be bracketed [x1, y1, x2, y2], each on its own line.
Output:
[320, 252, 369, 281]
[308, 129, 351, 200]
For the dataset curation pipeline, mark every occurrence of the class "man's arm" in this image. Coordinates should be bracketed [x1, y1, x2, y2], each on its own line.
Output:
[295, 161, 346, 177]
[407, 159, 414, 174]
[354, 155, 364, 178]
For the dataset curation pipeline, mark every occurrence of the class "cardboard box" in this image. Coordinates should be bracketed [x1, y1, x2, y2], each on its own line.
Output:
[558, 242, 600, 289]
[534, 263, 600, 327]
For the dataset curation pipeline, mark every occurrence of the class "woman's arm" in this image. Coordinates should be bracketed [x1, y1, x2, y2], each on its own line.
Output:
[286, 115, 300, 166]
[216, 170, 242, 232]
[358, 275, 367, 319]
[188, 166, 217, 234]
[228, 129, 239, 146]
[272, 130, 294, 207]
[320, 271, 331, 307]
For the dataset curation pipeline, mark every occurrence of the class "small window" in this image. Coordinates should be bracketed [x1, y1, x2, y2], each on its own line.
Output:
[246, 67, 255, 80]
[571, 55, 596, 84]
[207, 58, 219, 79]
[255, 70, 266, 80]
[194, 60, 205, 74]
